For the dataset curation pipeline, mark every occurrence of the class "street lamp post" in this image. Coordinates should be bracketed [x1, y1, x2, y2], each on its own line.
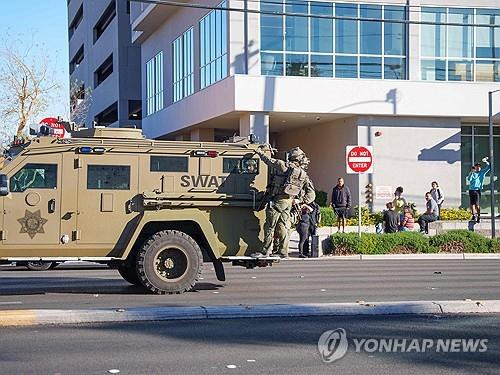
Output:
[488, 90, 500, 238]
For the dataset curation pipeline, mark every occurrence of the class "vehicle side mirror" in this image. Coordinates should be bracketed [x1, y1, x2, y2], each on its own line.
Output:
[0, 174, 9, 196]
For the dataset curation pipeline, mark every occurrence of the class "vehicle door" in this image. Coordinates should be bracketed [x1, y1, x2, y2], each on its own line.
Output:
[76, 154, 139, 250]
[3, 155, 62, 245]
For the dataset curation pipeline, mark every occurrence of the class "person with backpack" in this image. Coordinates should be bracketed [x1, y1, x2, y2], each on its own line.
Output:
[430, 181, 444, 218]
[251, 146, 315, 258]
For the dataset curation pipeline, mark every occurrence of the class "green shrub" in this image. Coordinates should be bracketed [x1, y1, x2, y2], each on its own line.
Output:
[440, 208, 471, 221]
[315, 190, 328, 207]
[329, 232, 436, 255]
[328, 230, 494, 255]
[491, 238, 500, 253]
[321, 206, 474, 229]
[345, 206, 378, 226]
[430, 230, 491, 253]
[319, 207, 336, 227]
[330, 233, 360, 255]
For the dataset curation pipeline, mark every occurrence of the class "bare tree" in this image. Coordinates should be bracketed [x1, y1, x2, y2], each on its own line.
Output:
[0, 40, 60, 141]
[69, 79, 92, 127]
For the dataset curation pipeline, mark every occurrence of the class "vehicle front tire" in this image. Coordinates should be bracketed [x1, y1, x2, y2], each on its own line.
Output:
[136, 230, 203, 294]
[26, 261, 54, 271]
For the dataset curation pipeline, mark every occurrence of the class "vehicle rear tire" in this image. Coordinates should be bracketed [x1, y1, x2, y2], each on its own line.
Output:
[26, 261, 54, 271]
[117, 264, 142, 286]
[136, 230, 203, 294]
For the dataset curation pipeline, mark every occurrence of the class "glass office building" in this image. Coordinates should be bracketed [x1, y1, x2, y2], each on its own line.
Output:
[131, 0, 500, 214]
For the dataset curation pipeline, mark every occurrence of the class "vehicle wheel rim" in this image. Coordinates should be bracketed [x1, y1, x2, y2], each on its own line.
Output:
[153, 248, 189, 281]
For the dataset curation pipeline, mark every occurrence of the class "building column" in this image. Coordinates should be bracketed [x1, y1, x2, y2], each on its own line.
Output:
[190, 128, 214, 142]
[408, 0, 421, 81]
[239, 113, 270, 144]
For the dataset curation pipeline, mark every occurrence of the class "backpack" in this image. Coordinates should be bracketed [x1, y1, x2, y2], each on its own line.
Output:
[282, 165, 307, 197]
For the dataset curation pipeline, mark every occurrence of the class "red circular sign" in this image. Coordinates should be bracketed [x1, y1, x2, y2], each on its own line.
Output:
[347, 146, 373, 173]
[40, 117, 66, 138]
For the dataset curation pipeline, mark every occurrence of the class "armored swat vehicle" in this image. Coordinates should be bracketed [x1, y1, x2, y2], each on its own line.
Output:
[0, 128, 277, 294]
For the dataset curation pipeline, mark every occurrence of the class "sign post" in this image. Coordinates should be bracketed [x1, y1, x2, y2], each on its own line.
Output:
[346, 146, 374, 237]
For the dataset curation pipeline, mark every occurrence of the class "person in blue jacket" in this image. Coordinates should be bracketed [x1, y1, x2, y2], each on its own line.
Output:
[467, 157, 491, 223]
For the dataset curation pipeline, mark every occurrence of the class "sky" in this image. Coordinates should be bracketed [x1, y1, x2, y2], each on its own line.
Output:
[0, 0, 69, 121]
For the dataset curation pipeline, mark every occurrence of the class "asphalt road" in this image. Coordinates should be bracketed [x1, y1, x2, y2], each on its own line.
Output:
[1, 315, 499, 374]
[0, 259, 499, 310]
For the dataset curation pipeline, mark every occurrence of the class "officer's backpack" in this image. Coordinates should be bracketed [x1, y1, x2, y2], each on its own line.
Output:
[282, 166, 307, 197]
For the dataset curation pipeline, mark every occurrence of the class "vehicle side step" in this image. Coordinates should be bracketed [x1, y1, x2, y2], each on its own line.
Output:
[221, 256, 280, 269]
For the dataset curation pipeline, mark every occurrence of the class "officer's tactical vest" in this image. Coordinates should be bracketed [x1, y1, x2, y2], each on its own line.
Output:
[282, 165, 307, 197]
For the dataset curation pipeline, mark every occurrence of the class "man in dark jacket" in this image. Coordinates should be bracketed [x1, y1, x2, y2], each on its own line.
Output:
[331, 178, 351, 233]
[383, 202, 399, 233]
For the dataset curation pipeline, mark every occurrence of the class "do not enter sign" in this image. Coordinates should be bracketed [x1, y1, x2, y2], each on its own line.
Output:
[346, 146, 373, 174]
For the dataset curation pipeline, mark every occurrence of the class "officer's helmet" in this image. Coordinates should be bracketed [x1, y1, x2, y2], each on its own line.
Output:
[288, 147, 306, 162]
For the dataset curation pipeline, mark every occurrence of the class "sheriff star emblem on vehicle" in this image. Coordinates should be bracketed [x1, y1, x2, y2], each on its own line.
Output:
[17, 210, 48, 239]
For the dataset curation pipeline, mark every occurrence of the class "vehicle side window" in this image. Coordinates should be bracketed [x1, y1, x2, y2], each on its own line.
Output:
[10, 164, 57, 193]
[87, 165, 130, 190]
[223, 158, 259, 174]
[150, 156, 188, 172]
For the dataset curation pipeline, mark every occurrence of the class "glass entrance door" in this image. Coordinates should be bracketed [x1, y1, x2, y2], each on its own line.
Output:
[461, 125, 500, 216]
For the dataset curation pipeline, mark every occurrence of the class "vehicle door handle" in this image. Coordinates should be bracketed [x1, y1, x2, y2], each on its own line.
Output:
[48, 199, 56, 214]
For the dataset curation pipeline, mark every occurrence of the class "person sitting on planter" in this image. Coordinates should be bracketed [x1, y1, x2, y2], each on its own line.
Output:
[400, 205, 415, 231]
[383, 202, 399, 234]
[418, 192, 439, 234]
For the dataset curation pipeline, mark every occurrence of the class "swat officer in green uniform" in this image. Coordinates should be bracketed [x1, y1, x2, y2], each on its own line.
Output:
[251, 146, 315, 258]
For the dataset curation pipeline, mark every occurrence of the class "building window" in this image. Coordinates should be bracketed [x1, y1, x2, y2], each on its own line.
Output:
[94, 102, 118, 127]
[70, 82, 86, 114]
[94, 0, 116, 43]
[69, 4, 83, 39]
[260, 1, 407, 80]
[199, 1, 228, 89]
[223, 158, 259, 174]
[69, 45, 84, 74]
[94, 54, 113, 88]
[173, 27, 194, 103]
[128, 100, 142, 120]
[146, 51, 164, 116]
[421, 7, 500, 82]
[150, 156, 189, 172]
[87, 165, 130, 190]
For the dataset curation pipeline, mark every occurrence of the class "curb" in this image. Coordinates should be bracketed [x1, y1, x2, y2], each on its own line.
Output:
[1, 300, 500, 327]
[284, 254, 500, 261]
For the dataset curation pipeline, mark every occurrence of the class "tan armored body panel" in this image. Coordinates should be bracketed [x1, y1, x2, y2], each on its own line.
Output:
[0, 129, 278, 294]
